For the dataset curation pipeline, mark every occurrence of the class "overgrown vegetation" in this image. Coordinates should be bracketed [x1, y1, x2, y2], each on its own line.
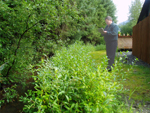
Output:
[0, 0, 116, 88]
[2, 0, 147, 112]
[19, 42, 132, 113]
[0, 0, 117, 107]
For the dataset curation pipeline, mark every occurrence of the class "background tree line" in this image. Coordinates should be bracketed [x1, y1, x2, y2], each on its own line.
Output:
[118, 0, 143, 35]
[0, 0, 117, 87]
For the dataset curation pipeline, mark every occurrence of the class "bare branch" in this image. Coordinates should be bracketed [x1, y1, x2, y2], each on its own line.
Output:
[6, 19, 45, 77]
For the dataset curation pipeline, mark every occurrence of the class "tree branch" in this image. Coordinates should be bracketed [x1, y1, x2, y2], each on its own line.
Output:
[6, 19, 45, 77]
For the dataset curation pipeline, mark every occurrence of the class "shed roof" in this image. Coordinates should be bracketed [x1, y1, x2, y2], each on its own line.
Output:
[137, 0, 150, 24]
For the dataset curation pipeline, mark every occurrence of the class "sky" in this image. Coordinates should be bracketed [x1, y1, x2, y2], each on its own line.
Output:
[112, 0, 145, 24]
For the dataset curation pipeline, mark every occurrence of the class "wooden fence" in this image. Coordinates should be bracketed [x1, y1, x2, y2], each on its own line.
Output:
[132, 15, 150, 64]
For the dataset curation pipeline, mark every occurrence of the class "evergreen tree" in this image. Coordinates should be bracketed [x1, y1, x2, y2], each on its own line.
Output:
[74, 0, 117, 44]
[128, 0, 143, 24]
[119, 0, 143, 35]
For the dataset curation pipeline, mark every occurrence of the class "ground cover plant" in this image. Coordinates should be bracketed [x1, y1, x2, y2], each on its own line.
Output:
[19, 42, 134, 113]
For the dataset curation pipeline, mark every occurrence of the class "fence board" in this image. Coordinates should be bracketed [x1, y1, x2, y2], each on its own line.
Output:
[134, 24, 138, 57]
[137, 22, 140, 58]
[148, 16, 150, 64]
[138, 21, 144, 59]
[132, 26, 136, 56]
[135, 24, 139, 57]
[143, 17, 149, 62]
[141, 18, 146, 62]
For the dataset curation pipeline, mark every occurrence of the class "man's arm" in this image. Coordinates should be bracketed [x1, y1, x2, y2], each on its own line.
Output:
[101, 26, 107, 36]
[106, 25, 119, 35]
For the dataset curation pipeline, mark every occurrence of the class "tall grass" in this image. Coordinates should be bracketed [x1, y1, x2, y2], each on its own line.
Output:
[20, 42, 132, 113]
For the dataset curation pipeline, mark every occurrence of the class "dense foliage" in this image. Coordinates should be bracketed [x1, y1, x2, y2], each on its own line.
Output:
[0, 0, 117, 86]
[0, 0, 118, 110]
[119, 0, 143, 35]
[20, 42, 128, 113]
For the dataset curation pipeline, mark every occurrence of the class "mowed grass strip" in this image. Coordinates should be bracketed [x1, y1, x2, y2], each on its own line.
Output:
[90, 50, 106, 66]
[90, 50, 150, 101]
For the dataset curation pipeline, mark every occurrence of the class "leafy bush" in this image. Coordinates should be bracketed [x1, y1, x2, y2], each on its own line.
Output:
[0, 0, 78, 89]
[20, 42, 129, 113]
[0, 84, 18, 108]
[0, 0, 117, 108]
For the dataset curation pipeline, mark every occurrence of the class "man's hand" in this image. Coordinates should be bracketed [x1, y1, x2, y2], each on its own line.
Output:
[103, 31, 107, 34]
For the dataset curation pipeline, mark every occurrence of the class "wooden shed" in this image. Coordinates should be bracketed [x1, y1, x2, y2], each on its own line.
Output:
[132, 0, 150, 64]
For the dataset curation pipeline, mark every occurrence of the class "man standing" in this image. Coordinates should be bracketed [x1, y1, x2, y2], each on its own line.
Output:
[102, 16, 119, 71]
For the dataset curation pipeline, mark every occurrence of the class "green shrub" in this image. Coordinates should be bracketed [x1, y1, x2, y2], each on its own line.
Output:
[0, 84, 18, 108]
[95, 44, 106, 51]
[20, 42, 131, 113]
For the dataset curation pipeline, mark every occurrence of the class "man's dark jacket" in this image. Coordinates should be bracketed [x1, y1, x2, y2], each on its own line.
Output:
[102, 22, 119, 42]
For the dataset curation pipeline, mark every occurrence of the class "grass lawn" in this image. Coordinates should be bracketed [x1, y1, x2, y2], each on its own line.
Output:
[90, 50, 150, 103]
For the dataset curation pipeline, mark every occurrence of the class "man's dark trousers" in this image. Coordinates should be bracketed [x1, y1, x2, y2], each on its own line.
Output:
[105, 40, 118, 69]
